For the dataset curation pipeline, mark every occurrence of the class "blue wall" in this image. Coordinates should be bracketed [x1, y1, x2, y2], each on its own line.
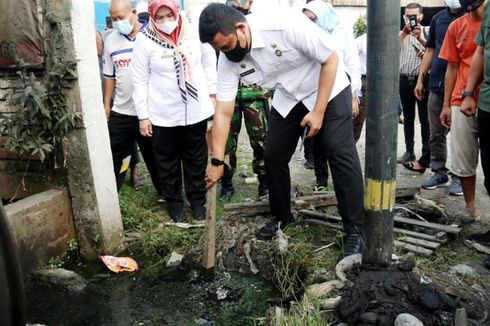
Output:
[95, 1, 110, 31]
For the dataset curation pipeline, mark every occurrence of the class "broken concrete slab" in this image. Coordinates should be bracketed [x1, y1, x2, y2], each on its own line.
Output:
[167, 251, 184, 268]
[31, 268, 87, 292]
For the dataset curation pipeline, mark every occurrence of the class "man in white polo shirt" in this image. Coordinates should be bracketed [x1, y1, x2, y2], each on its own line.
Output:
[103, 0, 160, 196]
[199, 4, 364, 259]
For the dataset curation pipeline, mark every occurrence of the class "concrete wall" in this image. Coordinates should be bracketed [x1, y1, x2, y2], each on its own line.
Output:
[4, 189, 77, 274]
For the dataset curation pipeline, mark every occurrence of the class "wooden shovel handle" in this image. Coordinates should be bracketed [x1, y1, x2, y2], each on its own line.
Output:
[202, 183, 217, 270]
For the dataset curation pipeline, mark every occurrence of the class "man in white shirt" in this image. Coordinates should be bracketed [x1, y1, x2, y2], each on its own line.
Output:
[199, 4, 364, 258]
[103, 0, 161, 196]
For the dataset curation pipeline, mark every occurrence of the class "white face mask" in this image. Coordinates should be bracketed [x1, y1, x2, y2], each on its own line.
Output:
[445, 0, 461, 8]
[113, 14, 135, 35]
[155, 20, 178, 34]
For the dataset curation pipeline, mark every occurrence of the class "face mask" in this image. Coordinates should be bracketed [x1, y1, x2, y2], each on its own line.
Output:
[155, 20, 179, 34]
[445, 0, 461, 8]
[113, 15, 134, 35]
[225, 33, 249, 62]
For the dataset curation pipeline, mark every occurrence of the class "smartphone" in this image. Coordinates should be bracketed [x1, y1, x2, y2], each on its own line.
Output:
[408, 14, 418, 31]
[105, 16, 113, 29]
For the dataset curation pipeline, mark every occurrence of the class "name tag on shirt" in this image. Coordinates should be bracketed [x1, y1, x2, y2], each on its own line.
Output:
[240, 68, 255, 78]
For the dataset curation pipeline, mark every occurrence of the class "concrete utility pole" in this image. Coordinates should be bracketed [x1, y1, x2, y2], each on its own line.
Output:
[362, 0, 400, 268]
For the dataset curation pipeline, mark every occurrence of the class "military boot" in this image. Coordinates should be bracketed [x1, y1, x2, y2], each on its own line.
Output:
[219, 178, 234, 201]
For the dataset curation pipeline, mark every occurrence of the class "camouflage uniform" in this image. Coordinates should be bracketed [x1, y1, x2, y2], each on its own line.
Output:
[222, 84, 271, 186]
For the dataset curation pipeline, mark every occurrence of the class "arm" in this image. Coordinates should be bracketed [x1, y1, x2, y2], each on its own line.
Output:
[461, 46, 484, 116]
[103, 79, 115, 119]
[102, 41, 115, 119]
[414, 47, 434, 100]
[130, 36, 152, 137]
[205, 54, 240, 187]
[440, 62, 459, 128]
[301, 51, 339, 137]
[400, 29, 410, 47]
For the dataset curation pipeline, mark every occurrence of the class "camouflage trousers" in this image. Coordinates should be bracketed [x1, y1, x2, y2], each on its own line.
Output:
[223, 98, 269, 181]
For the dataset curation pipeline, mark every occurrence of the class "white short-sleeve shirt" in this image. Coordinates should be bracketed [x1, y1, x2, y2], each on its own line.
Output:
[216, 9, 350, 118]
[103, 24, 147, 116]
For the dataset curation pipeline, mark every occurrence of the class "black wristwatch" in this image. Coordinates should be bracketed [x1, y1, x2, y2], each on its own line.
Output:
[210, 158, 225, 167]
[461, 90, 475, 99]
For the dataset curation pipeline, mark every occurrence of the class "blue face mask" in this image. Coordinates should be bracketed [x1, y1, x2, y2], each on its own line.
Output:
[445, 0, 461, 8]
[113, 14, 134, 35]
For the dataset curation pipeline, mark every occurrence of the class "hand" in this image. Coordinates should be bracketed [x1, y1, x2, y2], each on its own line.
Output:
[417, 49, 425, 59]
[402, 23, 411, 35]
[300, 110, 324, 138]
[414, 80, 425, 101]
[352, 98, 359, 118]
[412, 25, 424, 40]
[139, 119, 153, 137]
[460, 96, 477, 117]
[104, 106, 111, 120]
[440, 106, 452, 129]
[205, 164, 224, 188]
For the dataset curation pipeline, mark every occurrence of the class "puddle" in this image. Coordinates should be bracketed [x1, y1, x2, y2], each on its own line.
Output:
[26, 263, 278, 325]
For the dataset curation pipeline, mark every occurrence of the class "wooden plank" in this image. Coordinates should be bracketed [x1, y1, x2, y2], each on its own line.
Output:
[301, 219, 343, 230]
[394, 228, 446, 244]
[397, 236, 441, 250]
[300, 210, 459, 235]
[225, 186, 421, 216]
[224, 193, 337, 216]
[299, 209, 342, 221]
[395, 215, 461, 234]
[394, 240, 433, 256]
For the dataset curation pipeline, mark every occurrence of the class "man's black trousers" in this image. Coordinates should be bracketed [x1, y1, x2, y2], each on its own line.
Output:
[399, 75, 430, 167]
[108, 111, 161, 193]
[264, 86, 364, 234]
[152, 120, 208, 210]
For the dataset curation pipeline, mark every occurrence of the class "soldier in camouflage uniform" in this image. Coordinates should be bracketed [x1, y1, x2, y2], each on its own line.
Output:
[220, 0, 271, 200]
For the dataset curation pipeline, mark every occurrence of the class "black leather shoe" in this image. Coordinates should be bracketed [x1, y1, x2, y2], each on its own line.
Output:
[191, 204, 206, 220]
[168, 202, 186, 223]
[256, 217, 293, 241]
[397, 151, 415, 164]
[219, 180, 234, 201]
[339, 233, 363, 260]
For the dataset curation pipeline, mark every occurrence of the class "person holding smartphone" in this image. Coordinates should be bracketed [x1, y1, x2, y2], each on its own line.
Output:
[398, 3, 431, 175]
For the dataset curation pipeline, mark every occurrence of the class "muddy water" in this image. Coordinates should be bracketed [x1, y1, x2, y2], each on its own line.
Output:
[26, 263, 278, 325]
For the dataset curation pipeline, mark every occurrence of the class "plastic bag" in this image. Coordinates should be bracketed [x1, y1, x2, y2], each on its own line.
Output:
[100, 255, 139, 273]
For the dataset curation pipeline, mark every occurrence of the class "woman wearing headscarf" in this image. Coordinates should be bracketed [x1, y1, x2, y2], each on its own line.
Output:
[303, 0, 363, 191]
[131, 0, 217, 221]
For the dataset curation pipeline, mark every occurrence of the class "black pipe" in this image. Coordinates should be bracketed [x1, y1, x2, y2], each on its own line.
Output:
[362, 0, 400, 268]
[0, 201, 27, 326]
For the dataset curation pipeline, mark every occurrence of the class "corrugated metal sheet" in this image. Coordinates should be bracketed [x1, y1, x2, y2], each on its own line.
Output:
[330, 0, 445, 6]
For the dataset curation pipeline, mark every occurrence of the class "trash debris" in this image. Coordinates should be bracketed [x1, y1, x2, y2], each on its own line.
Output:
[305, 280, 343, 300]
[244, 241, 259, 274]
[275, 228, 288, 255]
[216, 287, 228, 300]
[100, 255, 139, 273]
[164, 222, 205, 229]
[449, 264, 476, 276]
[166, 251, 184, 268]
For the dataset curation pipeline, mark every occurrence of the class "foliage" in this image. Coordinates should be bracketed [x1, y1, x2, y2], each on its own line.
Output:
[0, 60, 81, 161]
[353, 15, 367, 38]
